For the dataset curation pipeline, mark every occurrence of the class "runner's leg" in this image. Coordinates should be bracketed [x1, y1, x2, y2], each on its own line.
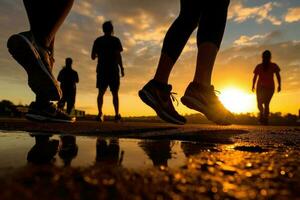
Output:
[154, 0, 201, 84]
[193, 0, 230, 86]
[23, 0, 74, 48]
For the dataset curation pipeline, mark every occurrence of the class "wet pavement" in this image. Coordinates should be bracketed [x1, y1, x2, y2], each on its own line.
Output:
[0, 119, 299, 200]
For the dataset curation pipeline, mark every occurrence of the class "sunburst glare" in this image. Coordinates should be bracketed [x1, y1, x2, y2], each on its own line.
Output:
[219, 87, 256, 114]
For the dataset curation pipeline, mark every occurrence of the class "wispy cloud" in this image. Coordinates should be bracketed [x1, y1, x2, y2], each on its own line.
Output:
[228, 1, 282, 25]
[284, 7, 300, 23]
[233, 31, 282, 46]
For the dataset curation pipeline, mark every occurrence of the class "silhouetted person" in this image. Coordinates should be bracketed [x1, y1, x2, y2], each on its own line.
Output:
[7, 0, 75, 122]
[57, 58, 79, 115]
[58, 135, 78, 166]
[252, 50, 281, 125]
[139, 140, 172, 167]
[139, 0, 233, 125]
[27, 134, 59, 164]
[96, 138, 123, 166]
[91, 21, 125, 122]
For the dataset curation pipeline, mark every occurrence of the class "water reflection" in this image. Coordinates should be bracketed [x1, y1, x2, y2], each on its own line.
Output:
[139, 140, 173, 167]
[181, 142, 219, 157]
[59, 135, 78, 166]
[0, 131, 223, 170]
[27, 134, 59, 164]
[96, 138, 124, 166]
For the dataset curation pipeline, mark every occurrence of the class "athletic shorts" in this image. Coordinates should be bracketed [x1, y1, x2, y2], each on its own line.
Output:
[96, 74, 120, 92]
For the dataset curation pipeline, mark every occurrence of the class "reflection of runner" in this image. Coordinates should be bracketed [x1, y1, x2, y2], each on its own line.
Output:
[92, 21, 125, 122]
[27, 134, 59, 164]
[139, 0, 233, 125]
[59, 135, 78, 166]
[95, 138, 123, 166]
[7, 0, 75, 123]
[139, 140, 172, 167]
[57, 58, 79, 115]
[252, 50, 281, 125]
[181, 142, 203, 157]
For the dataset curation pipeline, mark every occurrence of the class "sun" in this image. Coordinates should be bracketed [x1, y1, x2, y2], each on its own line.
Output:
[219, 87, 256, 114]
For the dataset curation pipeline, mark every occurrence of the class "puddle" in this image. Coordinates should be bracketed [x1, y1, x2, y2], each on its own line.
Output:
[0, 131, 219, 175]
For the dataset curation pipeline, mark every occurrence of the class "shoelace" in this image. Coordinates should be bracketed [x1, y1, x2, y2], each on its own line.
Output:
[210, 90, 231, 113]
[48, 102, 68, 115]
[208, 89, 221, 101]
[214, 90, 221, 95]
[32, 34, 55, 70]
[170, 92, 179, 106]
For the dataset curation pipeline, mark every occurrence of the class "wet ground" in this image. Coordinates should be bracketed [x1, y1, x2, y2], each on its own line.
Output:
[0, 118, 299, 200]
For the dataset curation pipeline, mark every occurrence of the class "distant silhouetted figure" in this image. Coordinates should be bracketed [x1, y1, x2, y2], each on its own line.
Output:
[252, 50, 281, 125]
[7, 0, 75, 122]
[57, 58, 79, 115]
[139, 0, 233, 125]
[91, 21, 124, 122]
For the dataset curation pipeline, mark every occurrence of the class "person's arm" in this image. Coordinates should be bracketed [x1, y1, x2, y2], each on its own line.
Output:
[117, 39, 124, 77]
[91, 40, 97, 60]
[75, 72, 79, 83]
[252, 74, 258, 92]
[117, 52, 124, 77]
[275, 71, 281, 92]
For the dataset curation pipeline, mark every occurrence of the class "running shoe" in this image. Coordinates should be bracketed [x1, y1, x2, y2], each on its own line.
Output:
[181, 82, 234, 125]
[259, 115, 269, 125]
[26, 102, 76, 123]
[96, 114, 104, 122]
[7, 31, 61, 100]
[115, 114, 122, 122]
[139, 80, 186, 125]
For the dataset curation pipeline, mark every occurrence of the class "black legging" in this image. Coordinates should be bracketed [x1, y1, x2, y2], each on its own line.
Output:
[161, 0, 230, 62]
[23, 0, 74, 49]
[257, 86, 274, 118]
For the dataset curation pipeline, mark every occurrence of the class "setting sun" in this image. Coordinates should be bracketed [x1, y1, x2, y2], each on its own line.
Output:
[219, 87, 256, 114]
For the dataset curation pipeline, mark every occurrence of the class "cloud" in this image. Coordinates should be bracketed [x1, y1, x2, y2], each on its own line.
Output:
[284, 7, 300, 23]
[233, 31, 282, 46]
[228, 1, 282, 25]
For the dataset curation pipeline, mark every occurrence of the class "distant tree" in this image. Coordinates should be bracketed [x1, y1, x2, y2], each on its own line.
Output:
[0, 100, 16, 116]
[284, 113, 298, 124]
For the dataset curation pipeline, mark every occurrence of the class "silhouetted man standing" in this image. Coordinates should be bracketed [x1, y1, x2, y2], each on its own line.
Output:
[57, 58, 79, 115]
[91, 21, 124, 122]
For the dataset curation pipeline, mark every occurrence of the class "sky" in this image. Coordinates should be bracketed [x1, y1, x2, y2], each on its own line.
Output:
[0, 0, 299, 116]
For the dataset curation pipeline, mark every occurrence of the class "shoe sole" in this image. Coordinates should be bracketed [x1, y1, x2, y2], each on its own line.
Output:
[26, 113, 76, 123]
[139, 89, 185, 125]
[181, 96, 231, 125]
[7, 34, 61, 100]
